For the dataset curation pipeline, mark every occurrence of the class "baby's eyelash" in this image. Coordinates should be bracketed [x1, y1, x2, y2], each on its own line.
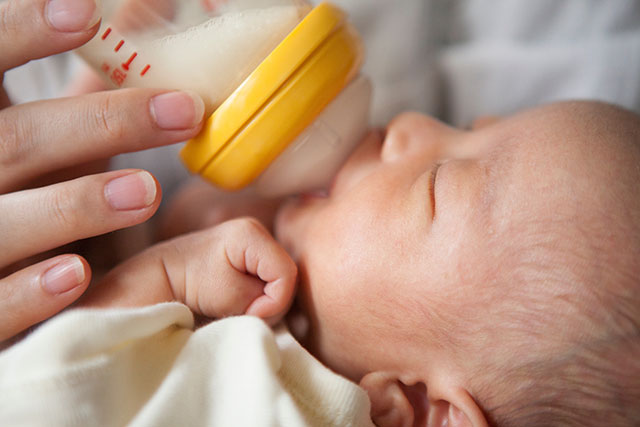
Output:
[429, 163, 442, 219]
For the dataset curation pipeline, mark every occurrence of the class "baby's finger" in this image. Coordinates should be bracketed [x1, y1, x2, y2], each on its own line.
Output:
[0, 89, 204, 191]
[0, 255, 90, 342]
[224, 218, 298, 324]
[0, 169, 160, 267]
[197, 267, 268, 319]
[0, 0, 100, 74]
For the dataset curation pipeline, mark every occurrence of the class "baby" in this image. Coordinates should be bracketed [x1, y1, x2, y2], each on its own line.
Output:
[82, 100, 640, 426]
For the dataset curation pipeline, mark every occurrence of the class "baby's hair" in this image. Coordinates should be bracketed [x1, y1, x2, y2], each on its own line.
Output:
[470, 195, 640, 426]
[403, 102, 640, 425]
[463, 102, 640, 426]
[476, 293, 640, 427]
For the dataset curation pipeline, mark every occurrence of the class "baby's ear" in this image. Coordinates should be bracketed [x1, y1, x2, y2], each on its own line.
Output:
[359, 372, 488, 427]
[425, 399, 482, 427]
[359, 372, 418, 426]
[424, 384, 489, 427]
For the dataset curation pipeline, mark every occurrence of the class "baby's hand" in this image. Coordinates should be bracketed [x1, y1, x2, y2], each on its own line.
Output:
[81, 218, 297, 325]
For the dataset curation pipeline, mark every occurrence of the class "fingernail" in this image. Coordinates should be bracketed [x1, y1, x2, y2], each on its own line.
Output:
[150, 91, 205, 130]
[42, 257, 85, 295]
[47, 0, 101, 32]
[105, 171, 157, 211]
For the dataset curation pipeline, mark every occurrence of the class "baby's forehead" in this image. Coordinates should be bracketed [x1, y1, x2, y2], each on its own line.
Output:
[458, 106, 625, 236]
[493, 101, 640, 155]
[472, 102, 640, 255]
[478, 102, 639, 186]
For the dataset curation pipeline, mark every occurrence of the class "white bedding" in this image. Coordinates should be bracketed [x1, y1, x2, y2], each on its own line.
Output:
[0, 303, 372, 427]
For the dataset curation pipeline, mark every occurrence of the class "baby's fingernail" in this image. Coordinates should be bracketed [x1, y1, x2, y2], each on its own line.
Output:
[105, 171, 157, 211]
[42, 257, 85, 295]
[47, 0, 101, 32]
[150, 91, 205, 130]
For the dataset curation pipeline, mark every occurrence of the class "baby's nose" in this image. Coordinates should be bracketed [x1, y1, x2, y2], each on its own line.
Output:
[381, 113, 458, 162]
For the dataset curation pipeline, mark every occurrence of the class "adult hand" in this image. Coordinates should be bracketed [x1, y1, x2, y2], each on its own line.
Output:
[0, 0, 205, 342]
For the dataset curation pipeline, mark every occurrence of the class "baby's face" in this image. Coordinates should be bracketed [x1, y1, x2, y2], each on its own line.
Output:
[275, 102, 640, 382]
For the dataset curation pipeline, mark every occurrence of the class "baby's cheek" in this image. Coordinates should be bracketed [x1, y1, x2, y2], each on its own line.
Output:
[301, 257, 379, 379]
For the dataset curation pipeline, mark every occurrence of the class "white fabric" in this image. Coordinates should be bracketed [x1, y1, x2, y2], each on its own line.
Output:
[0, 303, 373, 427]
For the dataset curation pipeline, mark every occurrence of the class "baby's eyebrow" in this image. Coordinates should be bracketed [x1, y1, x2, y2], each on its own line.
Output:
[475, 156, 503, 221]
[429, 163, 441, 220]
[474, 141, 519, 223]
[479, 162, 497, 207]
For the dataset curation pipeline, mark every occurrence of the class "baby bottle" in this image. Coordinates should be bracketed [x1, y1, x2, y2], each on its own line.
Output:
[76, 0, 372, 197]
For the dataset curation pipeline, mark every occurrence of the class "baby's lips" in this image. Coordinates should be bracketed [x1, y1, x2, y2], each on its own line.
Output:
[300, 188, 330, 203]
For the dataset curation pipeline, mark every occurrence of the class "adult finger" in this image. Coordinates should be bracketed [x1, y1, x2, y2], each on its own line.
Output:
[0, 169, 161, 267]
[0, 254, 91, 342]
[0, 89, 204, 192]
[0, 0, 100, 74]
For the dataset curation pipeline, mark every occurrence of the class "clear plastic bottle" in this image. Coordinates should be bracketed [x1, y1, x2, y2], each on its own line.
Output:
[77, 0, 372, 197]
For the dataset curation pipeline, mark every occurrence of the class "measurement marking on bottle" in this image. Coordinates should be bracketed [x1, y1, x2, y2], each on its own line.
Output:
[101, 27, 112, 40]
[122, 53, 138, 70]
[114, 40, 125, 52]
[110, 68, 127, 86]
[140, 65, 151, 76]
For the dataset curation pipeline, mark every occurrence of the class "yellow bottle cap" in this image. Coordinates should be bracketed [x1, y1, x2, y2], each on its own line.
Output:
[180, 2, 364, 191]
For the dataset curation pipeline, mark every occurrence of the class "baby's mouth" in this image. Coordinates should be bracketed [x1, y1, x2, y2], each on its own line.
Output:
[299, 170, 338, 201]
[299, 188, 330, 202]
